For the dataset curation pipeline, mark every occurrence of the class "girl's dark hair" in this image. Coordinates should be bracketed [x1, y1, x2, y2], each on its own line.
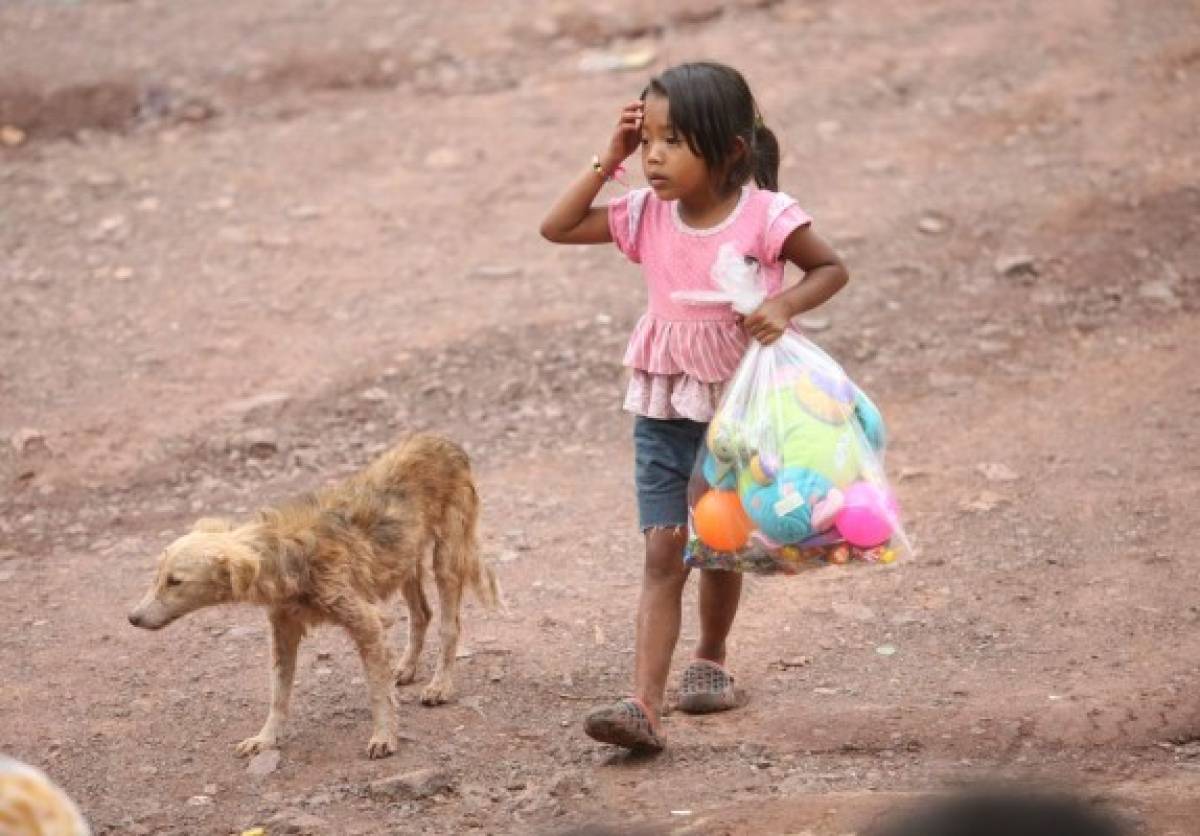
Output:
[642, 61, 780, 194]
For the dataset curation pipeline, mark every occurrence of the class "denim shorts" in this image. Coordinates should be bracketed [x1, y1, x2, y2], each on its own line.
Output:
[633, 415, 709, 531]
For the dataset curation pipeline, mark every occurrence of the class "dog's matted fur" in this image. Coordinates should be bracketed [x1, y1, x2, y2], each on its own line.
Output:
[128, 432, 499, 758]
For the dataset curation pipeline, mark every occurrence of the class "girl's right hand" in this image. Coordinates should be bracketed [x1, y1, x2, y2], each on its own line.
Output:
[600, 100, 643, 173]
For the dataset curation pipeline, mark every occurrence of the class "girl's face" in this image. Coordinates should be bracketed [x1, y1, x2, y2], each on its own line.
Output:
[639, 94, 711, 203]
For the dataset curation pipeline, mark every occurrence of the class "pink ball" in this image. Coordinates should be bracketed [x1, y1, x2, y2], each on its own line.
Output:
[835, 482, 898, 548]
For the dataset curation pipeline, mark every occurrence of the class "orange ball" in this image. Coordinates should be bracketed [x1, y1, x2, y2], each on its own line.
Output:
[693, 489, 754, 552]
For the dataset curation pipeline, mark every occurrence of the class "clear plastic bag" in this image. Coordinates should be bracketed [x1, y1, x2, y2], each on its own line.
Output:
[675, 245, 910, 575]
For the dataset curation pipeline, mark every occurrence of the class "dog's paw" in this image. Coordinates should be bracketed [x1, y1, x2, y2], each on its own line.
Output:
[234, 735, 277, 757]
[420, 680, 454, 706]
[393, 661, 418, 686]
[366, 733, 399, 759]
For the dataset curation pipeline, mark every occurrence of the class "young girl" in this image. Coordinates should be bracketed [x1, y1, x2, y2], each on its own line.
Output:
[540, 61, 849, 752]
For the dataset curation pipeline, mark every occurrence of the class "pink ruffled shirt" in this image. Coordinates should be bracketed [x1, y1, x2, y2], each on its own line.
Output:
[608, 185, 813, 421]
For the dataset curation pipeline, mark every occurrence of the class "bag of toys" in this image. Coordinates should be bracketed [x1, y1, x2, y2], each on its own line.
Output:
[675, 245, 910, 574]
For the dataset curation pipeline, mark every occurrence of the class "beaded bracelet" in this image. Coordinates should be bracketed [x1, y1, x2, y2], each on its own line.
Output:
[591, 154, 627, 184]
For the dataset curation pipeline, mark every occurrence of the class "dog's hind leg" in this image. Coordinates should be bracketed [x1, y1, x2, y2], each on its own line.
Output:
[393, 569, 432, 686]
[421, 560, 463, 706]
[338, 601, 400, 759]
[236, 610, 303, 757]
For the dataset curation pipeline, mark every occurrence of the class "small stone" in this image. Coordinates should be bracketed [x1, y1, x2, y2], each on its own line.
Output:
[960, 490, 1008, 513]
[236, 429, 279, 458]
[977, 462, 1019, 482]
[1, 125, 26, 146]
[186, 795, 213, 806]
[247, 748, 281, 777]
[368, 768, 454, 802]
[113, 266, 134, 281]
[796, 315, 831, 332]
[917, 214, 948, 234]
[547, 772, 589, 798]
[1137, 280, 1180, 307]
[223, 391, 292, 418]
[12, 428, 47, 454]
[360, 387, 390, 403]
[469, 264, 523, 280]
[875, 644, 897, 656]
[994, 254, 1037, 278]
[577, 48, 657, 74]
[779, 656, 811, 669]
[99, 214, 128, 234]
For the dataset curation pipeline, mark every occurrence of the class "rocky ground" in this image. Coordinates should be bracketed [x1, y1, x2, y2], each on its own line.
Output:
[1, 0, 1199, 833]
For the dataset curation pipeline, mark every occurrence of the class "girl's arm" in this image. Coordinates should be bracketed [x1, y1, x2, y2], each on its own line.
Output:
[539, 100, 643, 245]
[742, 226, 849, 344]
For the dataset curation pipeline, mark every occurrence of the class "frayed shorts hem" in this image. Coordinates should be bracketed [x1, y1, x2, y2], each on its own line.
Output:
[633, 415, 708, 532]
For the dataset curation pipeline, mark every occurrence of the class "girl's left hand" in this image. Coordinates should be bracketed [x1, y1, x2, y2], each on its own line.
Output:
[742, 298, 792, 345]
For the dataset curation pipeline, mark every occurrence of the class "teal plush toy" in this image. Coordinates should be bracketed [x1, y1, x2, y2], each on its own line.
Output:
[702, 449, 737, 490]
[740, 466, 834, 544]
[851, 387, 886, 452]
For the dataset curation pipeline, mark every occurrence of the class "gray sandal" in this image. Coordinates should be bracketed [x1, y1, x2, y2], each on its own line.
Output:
[583, 697, 664, 752]
[677, 659, 739, 714]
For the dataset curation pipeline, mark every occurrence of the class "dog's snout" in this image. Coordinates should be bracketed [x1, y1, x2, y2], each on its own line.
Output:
[128, 611, 142, 627]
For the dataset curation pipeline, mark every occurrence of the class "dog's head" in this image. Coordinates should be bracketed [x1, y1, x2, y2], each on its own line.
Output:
[127, 518, 260, 630]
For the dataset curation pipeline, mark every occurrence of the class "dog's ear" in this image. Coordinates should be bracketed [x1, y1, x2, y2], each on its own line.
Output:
[217, 550, 260, 598]
[193, 517, 234, 533]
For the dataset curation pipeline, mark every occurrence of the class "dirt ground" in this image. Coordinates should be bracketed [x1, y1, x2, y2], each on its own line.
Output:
[2, 0, 1199, 833]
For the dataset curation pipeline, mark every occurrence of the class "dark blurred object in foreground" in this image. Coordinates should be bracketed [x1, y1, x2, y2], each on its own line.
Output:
[865, 786, 1132, 836]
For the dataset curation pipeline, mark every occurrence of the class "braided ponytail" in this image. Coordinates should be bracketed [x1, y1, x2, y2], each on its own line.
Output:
[751, 119, 780, 191]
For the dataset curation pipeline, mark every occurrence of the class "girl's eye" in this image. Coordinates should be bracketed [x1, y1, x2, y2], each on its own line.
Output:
[666, 136, 681, 146]
[166, 576, 182, 587]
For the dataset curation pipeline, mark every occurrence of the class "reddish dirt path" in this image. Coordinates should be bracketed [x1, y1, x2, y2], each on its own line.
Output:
[2, 1, 1198, 833]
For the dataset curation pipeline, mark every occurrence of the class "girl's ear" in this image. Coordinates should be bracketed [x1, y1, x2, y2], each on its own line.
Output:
[715, 137, 749, 191]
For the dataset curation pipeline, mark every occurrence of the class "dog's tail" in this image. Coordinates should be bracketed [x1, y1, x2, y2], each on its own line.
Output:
[451, 481, 502, 611]
[471, 556, 502, 611]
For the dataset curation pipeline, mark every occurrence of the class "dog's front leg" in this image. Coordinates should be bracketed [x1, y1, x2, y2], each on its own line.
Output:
[340, 603, 400, 759]
[236, 611, 302, 757]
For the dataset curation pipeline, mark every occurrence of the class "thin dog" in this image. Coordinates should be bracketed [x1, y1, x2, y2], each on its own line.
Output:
[128, 433, 499, 758]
